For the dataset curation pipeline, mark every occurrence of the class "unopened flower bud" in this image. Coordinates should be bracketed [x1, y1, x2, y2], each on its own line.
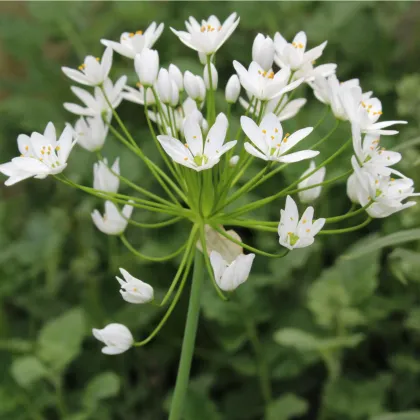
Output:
[170, 80, 180, 107]
[225, 75, 241, 103]
[93, 157, 120, 193]
[134, 48, 159, 87]
[116, 268, 154, 304]
[92, 323, 133, 355]
[229, 155, 239, 167]
[157, 68, 172, 104]
[252, 33, 275, 71]
[169, 64, 183, 91]
[184, 71, 206, 102]
[297, 161, 326, 203]
[204, 62, 218, 90]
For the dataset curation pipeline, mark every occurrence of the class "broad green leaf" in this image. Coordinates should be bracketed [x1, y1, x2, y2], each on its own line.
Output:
[273, 328, 320, 352]
[267, 394, 308, 420]
[83, 372, 121, 408]
[37, 307, 86, 371]
[343, 229, 420, 259]
[10, 356, 48, 388]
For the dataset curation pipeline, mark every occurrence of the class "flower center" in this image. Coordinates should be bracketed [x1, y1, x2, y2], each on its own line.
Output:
[360, 101, 382, 116]
[258, 70, 274, 79]
[292, 42, 304, 49]
[200, 24, 222, 33]
[193, 154, 209, 166]
[287, 232, 300, 246]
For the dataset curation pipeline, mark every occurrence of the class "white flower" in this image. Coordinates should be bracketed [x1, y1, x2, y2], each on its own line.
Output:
[122, 83, 155, 106]
[210, 251, 255, 291]
[204, 62, 218, 90]
[92, 323, 133, 355]
[225, 74, 241, 103]
[171, 13, 240, 55]
[351, 123, 401, 176]
[229, 155, 239, 166]
[241, 113, 317, 163]
[74, 116, 109, 151]
[156, 68, 173, 104]
[91, 200, 133, 235]
[341, 91, 407, 136]
[233, 61, 303, 101]
[0, 122, 76, 186]
[62, 47, 113, 87]
[239, 94, 306, 122]
[294, 62, 337, 82]
[116, 268, 154, 304]
[252, 33, 275, 71]
[278, 195, 325, 250]
[157, 113, 236, 171]
[134, 48, 159, 87]
[169, 64, 184, 91]
[298, 161, 326, 203]
[64, 76, 127, 117]
[101, 22, 164, 59]
[169, 80, 180, 107]
[184, 71, 206, 102]
[93, 158, 120, 193]
[349, 156, 418, 218]
[274, 31, 327, 72]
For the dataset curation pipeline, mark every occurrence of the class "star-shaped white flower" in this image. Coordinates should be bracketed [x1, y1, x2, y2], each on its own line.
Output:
[241, 113, 317, 163]
[0, 122, 76, 186]
[233, 61, 303, 101]
[62, 47, 113, 87]
[101, 22, 164, 59]
[278, 195, 325, 250]
[171, 13, 240, 55]
[157, 113, 236, 171]
[91, 200, 133, 235]
[116, 268, 154, 304]
[64, 76, 127, 117]
[74, 115, 109, 152]
[93, 157, 120, 193]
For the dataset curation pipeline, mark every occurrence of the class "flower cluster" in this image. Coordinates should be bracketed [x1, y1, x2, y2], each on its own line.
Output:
[0, 14, 416, 361]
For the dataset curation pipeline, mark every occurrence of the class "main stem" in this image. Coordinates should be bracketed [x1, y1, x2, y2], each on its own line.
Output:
[169, 250, 204, 420]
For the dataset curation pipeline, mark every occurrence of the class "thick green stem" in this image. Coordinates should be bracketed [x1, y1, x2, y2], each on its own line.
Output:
[169, 250, 204, 420]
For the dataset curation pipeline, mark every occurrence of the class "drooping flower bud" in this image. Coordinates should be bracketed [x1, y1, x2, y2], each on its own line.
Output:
[92, 323, 133, 355]
[116, 268, 154, 304]
[225, 75, 241, 104]
[93, 157, 120, 193]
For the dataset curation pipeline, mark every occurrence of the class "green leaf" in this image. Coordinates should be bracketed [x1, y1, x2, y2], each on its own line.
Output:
[267, 394, 308, 420]
[273, 328, 320, 352]
[83, 372, 121, 408]
[183, 388, 222, 420]
[343, 229, 420, 259]
[10, 356, 48, 388]
[370, 412, 420, 420]
[37, 307, 86, 371]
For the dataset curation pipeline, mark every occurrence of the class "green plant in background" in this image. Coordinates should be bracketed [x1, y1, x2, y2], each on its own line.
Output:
[1, 3, 420, 420]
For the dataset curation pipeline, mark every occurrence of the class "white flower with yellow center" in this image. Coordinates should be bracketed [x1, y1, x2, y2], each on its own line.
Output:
[157, 113, 236, 171]
[274, 31, 327, 72]
[0, 122, 75, 186]
[278, 195, 326, 250]
[241, 113, 317, 163]
[101, 22, 164, 59]
[171, 13, 240, 55]
[62, 47, 113, 87]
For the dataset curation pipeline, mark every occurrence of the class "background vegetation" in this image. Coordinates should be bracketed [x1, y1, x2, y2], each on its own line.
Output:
[1, 2, 420, 419]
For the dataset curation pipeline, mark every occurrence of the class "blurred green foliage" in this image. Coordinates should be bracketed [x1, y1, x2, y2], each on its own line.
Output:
[1, 2, 420, 420]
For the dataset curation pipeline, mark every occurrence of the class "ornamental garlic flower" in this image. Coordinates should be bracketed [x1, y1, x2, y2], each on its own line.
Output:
[169, 64, 184, 91]
[116, 268, 154, 304]
[204, 62, 218, 90]
[64, 76, 127, 117]
[0, 123, 76, 186]
[156, 68, 173, 104]
[294, 62, 337, 82]
[171, 13, 240, 55]
[74, 116, 109, 152]
[62, 47, 113, 87]
[233, 61, 303, 101]
[157, 113, 236, 171]
[274, 31, 327, 72]
[350, 156, 418, 218]
[101, 22, 164, 59]
[92, 323, 133, 355]
[298, 161, 326, 203]
[122, 84, 155, 106]
[91, 201, 133, 235]
[229, 155, 239, 167]
[252, 33, 275, 71]
[278, 195, 326, 250]
[184, 71, 206, 102]
[241, 113, 317, 163]
[225, 75, 241, 103]
[93, 158, 120, 193]
[210, 251, 255, 291]
[134, 48, 159, 87]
